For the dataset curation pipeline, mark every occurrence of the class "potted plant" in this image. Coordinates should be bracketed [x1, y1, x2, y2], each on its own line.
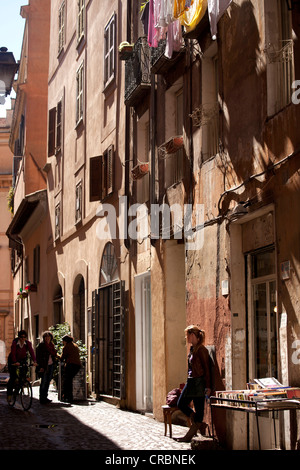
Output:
[131, 162, 149, 180]
[17, 288, 28, 299]
[25, 282, 37, 293]
[118, 41, 134, 60]
[164, 135, 184, 154]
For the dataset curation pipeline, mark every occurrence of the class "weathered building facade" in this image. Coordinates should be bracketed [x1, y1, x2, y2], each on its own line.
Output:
[0, 103, 14, 366]
[6, 0, 300, 450]
[124, 0, 300, 450]
[6, 0, 51, 349]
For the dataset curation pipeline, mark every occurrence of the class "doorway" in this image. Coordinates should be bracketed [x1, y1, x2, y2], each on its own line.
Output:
[135, 272, 152, 412]
[247, 246, 278, 449]
[91, 243, 125, 399]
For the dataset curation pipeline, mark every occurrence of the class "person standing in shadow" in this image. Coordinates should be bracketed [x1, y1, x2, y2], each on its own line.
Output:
[60, 335, 81, 404]
[36, 331, 58, 404]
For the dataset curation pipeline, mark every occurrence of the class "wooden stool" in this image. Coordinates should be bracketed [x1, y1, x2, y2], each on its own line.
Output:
[162, 405, 191, 438]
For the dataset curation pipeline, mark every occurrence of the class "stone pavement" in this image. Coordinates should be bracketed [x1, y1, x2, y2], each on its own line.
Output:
[0, 383, 194, 451]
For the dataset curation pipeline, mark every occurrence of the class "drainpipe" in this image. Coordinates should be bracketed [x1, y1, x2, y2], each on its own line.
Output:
[188, 39, 194, 208]
[124, 0, 132, 250]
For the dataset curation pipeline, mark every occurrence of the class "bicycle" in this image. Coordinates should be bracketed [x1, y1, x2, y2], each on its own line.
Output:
[7, 363, 33, 411]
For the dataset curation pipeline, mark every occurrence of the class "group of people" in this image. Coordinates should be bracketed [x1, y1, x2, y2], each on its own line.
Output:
[7, 330, 81, 405]
[6, 324, 210, 443]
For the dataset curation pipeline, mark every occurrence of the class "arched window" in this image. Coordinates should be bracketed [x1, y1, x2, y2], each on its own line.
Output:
[100, 242, 119, 285]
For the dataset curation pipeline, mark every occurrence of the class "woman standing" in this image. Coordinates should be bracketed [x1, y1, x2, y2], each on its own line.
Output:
[60, 335, 81, 403]
[175, 325, 211, 442]
[36, 331, 57, 404]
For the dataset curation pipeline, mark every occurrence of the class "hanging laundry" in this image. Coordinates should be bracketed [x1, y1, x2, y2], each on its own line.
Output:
[181, 0, 208, 34]
[173, 0, 194, 19]
[165, 18, 183, 58]
[148, 0, 158, 47]
[156, 0, 175, 28]
[207, 0, 232, 39]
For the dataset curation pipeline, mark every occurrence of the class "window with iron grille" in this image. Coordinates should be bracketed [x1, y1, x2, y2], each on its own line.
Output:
[55, 203, 61, 240]
[265, 0, 294, 116]
[104, 14, 116, 88]
[89, 145, 114, 202]
[76, 62, 84, 125]
[77, 0, 85, 43]
[75, 181, 82, 224]
[58, 1, 65, 55]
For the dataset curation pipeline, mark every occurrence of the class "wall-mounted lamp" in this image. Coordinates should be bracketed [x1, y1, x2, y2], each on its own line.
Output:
[0, 47, 19, 97]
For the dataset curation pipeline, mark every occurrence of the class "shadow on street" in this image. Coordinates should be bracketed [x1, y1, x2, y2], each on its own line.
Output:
[0, 387, 121, 450]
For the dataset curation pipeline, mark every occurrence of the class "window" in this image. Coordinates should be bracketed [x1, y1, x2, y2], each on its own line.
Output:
[201, 47, 219, 161]
[55, 203, 61, 240]
[249, 247, 277, 378]
[136, 112, 150, 204]
[58, 1, 65, 55]
[76, 62, 84, 125]
[265, 0, 294, 115]
[33, 245, 40, 285]
[104, 14, 116, 88]
[89, 145, 114, 202]
[77, 0, 85, 43]
[75, 181, 82, 224]
[48, 98, 63, 156]
[164, 83, 184, 188]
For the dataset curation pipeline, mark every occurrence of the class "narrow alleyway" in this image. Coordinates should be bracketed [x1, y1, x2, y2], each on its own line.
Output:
[0, 383, 193, 452]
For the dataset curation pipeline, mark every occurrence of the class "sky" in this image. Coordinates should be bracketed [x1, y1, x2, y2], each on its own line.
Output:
[0, 0, 28, 116]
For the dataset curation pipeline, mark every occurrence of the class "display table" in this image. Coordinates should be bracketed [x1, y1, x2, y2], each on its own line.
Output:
[210, 389, 300, 450]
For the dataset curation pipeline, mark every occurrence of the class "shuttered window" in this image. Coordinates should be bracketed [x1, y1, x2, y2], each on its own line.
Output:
[89, 145, 114, 202]
[56, 99, 62, 153]
[48, 107, 56, 156]
[48, 98, 63, 156]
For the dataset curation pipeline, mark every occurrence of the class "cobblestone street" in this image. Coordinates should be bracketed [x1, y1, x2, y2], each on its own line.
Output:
[0, 383, 192, 452]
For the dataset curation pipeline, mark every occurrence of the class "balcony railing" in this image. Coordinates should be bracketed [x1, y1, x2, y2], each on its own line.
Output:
[125, 36, 151, 107]
[151, 39, 185, 74]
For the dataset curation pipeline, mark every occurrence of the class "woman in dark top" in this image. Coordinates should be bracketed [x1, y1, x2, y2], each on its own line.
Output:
[36, 331, 57, 404]
[175, 325, 211, 442]
[60, 335, 81, 403]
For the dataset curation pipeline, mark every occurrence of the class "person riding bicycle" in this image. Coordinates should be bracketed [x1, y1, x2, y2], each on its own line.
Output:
[7, 330, 37, 402]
